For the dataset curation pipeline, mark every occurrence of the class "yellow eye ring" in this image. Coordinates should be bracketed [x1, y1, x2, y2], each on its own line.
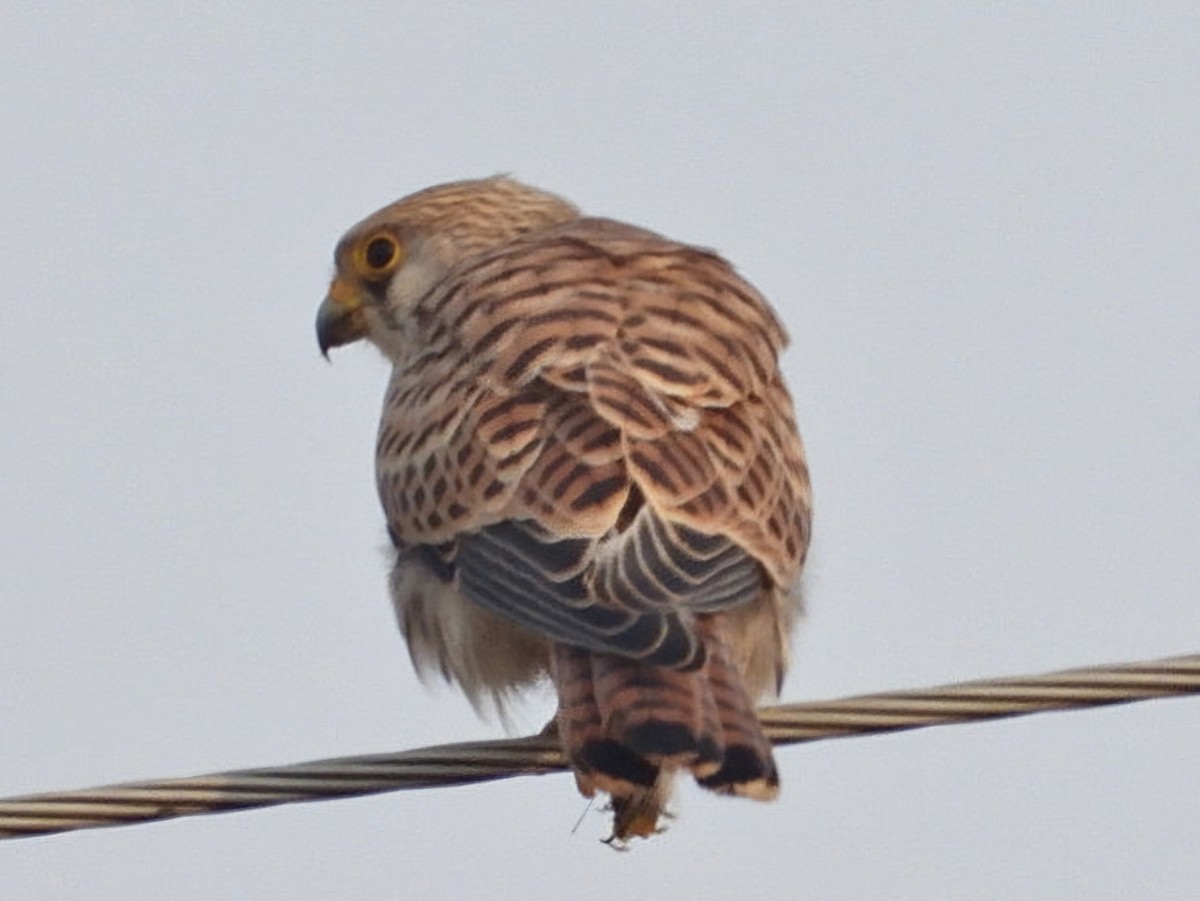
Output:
[354, 232, 404, 278]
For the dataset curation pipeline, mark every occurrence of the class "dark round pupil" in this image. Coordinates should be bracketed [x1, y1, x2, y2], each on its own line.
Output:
[365, 237, 395, 270]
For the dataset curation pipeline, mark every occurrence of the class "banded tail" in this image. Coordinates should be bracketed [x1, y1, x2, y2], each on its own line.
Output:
[550, 613, 778, 842]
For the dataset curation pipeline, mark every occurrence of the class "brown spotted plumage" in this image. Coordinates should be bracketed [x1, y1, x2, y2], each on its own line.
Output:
[317, 177, 811, 842]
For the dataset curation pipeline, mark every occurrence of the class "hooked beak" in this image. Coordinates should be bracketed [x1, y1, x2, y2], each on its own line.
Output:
[316, 277, 368, 358]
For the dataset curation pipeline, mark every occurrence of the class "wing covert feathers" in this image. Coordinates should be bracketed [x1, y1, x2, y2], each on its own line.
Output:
[380, 218, 811, 582]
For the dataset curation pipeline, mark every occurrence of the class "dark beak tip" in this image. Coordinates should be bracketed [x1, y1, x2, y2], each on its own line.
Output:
[316, 307, 341, 360]
[316, 294, 366, 357]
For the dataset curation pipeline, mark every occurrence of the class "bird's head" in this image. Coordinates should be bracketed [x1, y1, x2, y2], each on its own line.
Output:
[316, 176, 579, 359]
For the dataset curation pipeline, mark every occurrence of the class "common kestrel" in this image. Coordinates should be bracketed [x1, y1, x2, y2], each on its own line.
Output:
[317, 177, 811, 842]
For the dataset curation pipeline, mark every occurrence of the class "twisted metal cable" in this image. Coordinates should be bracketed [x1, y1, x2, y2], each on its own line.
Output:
[2, 653, 1196, 841]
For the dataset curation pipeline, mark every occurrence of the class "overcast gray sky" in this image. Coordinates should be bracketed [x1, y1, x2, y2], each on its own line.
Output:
[2, 4, 1198, 899]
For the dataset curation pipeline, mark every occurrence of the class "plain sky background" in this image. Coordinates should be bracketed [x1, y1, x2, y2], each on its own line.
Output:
[2, 4, 1198, 899]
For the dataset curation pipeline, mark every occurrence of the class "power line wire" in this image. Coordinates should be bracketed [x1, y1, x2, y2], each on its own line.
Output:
[2, 652, 1196, 841]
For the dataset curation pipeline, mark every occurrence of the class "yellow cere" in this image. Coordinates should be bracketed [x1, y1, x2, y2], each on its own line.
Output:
[326, 275, 363, 308]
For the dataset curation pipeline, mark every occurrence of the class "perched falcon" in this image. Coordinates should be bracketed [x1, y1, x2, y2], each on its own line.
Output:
[317, 177, 811, 842]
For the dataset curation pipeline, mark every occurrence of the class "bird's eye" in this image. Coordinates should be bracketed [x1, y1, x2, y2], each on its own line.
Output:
[365, 237, 396, 269]
[358, 233, 402, 275]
